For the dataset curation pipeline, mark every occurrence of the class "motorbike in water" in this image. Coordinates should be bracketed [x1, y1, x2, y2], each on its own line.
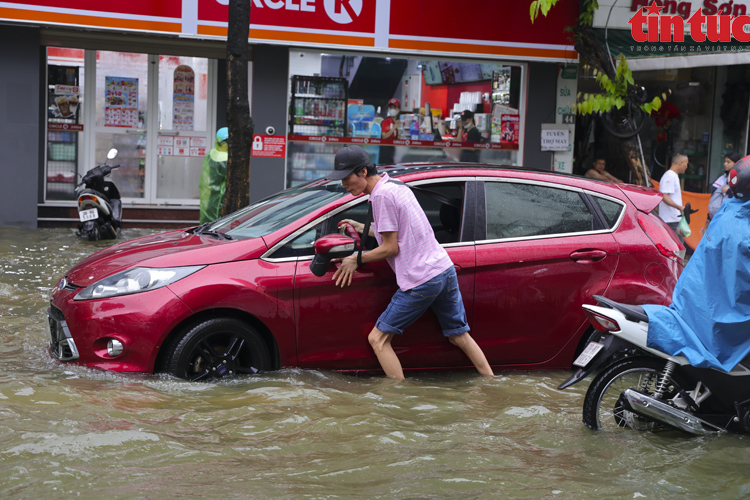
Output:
[559, 295, 750, 435]
[75, 148, 122, 241]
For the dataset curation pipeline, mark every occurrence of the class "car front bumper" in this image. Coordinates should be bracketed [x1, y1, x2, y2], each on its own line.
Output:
[47, 284, 194, 373]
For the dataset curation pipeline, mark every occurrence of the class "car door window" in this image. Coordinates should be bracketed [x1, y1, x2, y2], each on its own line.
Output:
[272, 181, 467, 259]
[484, 182, 593, 240]
[592, 196, 624, 229]
[411, 182, 465, 244]
[271, 201, 372, 259]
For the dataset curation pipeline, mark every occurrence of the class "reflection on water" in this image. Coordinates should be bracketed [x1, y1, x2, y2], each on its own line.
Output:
[1, 227, 749, 499]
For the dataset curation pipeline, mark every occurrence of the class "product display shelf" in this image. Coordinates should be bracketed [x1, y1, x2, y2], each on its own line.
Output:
[289, 75, 348, 137]
[46, 129, 79, 200]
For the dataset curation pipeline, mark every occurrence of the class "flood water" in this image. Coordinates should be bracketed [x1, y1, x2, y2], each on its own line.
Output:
[1, 226, 749, 499]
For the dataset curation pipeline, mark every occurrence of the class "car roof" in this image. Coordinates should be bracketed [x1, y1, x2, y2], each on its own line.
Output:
[380, 162, 618, 190]
[382, 162, 560, 178]
[379, 163, 663, 213]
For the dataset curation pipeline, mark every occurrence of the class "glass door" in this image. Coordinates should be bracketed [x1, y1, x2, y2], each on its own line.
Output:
[92, 50, 150, 200]
[154, 56, 214, 203]
[90, 51, 215, 204]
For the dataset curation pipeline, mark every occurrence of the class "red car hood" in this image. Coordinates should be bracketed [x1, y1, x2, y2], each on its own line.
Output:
[617, 184, 663, 213]
[66, 230, 268, 287]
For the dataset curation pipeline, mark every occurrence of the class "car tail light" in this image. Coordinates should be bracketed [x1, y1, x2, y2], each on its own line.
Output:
[637, 212, 685, 261]
[584, 309, 621, 332]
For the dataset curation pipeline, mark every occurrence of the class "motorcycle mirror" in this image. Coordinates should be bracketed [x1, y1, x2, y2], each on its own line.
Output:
[107, 148, 118, 160]
[310, 233, 357, 277]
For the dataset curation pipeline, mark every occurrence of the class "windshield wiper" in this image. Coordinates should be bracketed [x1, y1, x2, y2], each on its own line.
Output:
[199, 230, 233, 240]
[189, 222, 233, 240]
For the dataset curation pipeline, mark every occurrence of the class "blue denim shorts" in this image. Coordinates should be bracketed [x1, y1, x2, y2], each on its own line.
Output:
[375, 266, 469, 337]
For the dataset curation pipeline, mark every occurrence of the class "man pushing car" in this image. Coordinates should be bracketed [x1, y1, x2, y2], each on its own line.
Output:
[327, 146, 494, 381]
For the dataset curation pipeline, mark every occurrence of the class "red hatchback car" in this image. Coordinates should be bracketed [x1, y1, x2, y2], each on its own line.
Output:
[47, 164, 684, 381]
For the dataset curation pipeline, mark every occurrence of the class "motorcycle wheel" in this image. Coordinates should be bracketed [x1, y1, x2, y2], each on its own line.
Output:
[165, 317, 272, 382]
[582, 357, 688, 432]
[601, 101, 647, 139]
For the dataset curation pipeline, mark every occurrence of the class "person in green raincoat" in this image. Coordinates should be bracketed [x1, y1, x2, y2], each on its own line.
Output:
[199, 127, 229, 223]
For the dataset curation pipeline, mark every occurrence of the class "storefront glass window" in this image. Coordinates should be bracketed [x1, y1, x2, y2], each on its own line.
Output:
[285, 50, 524, 187]
[95, 51, 149, 198]
[46, 47, 85, 201]
[156, 56, 210, 200]
[635, 67, 716, 193]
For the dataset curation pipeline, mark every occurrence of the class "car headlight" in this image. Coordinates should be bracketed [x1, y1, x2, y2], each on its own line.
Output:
[74, 266, 204, 301]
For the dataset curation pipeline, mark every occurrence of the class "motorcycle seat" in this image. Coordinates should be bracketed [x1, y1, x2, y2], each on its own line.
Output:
[592, 295, 649, 323]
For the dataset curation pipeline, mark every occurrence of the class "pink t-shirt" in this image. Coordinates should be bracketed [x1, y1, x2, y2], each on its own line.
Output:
[370, 173, 453, 291]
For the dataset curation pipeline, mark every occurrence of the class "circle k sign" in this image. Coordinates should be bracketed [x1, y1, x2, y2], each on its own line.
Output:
[324, 0, 362, 24]
[231, 0, 363, 25]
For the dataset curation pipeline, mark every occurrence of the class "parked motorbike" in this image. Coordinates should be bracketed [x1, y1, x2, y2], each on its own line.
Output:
[558, 295, 750, 435]
[75, 148, 122, 241]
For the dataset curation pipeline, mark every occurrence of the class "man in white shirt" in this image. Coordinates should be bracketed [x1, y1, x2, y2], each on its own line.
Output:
[658, 153, 689, 241]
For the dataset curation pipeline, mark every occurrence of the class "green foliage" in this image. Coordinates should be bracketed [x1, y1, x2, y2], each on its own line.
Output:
[530, 1, 664, 116]
[529, 0, 558, 23]
[579, 0, 600, 26]
[577, 54, 662, 116]
[530, 0, 598, 25]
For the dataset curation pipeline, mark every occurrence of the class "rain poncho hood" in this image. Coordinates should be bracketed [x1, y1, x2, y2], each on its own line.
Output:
[198, 136, 229, 224]
[643, 196, 750, 372]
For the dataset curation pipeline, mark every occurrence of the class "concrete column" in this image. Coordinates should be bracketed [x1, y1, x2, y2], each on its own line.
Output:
[0, 26, 41, 227]
[250, 45, 289, 202]
[523, 62, 557, 171]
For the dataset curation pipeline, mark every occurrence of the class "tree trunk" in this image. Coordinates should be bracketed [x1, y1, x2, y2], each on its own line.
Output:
[614, 137, 650, 186]
[221, 0, 254, 216]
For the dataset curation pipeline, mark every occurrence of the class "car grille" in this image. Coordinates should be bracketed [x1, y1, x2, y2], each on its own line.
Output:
[46, 305, 79, 362]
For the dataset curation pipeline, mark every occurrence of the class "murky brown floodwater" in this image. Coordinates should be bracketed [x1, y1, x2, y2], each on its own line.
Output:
[1, 226, 749, 500]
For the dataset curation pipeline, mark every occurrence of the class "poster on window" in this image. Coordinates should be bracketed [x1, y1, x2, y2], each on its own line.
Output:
[173, 65, 195, 131]
[157, 135, 174, 156]
[104, 76, 139, 128]
[49, 85, 80, 120]
[499, 114, 520, 147]
[47, 84, 84, 131]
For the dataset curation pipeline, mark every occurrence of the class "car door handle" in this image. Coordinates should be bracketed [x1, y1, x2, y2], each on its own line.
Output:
[569, 249, 607, 263]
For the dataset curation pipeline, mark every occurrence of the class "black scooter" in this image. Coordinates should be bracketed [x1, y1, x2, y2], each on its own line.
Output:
[559, 296, 750, 435]
[75, 148, 122, 241]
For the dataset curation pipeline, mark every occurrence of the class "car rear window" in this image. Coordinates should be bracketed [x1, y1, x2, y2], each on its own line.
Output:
[484, 182, 593, 239]
[592, 196, 624, 229]
[207, 180, 349, 240]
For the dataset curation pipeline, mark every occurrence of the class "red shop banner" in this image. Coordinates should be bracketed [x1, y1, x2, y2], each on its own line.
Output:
[0, 0, 183, 33]
[288, 134, 518, 151]
[1, 0, 577, 60]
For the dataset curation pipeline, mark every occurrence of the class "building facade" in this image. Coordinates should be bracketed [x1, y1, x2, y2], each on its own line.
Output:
[0, 0, 579, 228]
[586, 0, 750, 190]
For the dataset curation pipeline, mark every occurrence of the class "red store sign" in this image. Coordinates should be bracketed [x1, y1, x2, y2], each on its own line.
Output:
[1, 0, 577, 61]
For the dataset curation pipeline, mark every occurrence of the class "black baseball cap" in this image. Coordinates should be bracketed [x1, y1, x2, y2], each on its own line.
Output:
[460, 109, 474, 121]
[327, 146, 372, 180]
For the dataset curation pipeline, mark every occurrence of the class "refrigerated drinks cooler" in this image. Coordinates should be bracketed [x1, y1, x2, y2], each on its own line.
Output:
[289, 75, 348, 137]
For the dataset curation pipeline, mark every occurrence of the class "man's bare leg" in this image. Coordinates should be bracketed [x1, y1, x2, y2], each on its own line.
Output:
[449, 332, 494, 377]
[368, 327, 405, 380]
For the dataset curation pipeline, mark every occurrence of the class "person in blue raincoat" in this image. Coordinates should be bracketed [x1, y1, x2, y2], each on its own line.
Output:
[643, 155, 750, 372]
[199, 127, 229, 224]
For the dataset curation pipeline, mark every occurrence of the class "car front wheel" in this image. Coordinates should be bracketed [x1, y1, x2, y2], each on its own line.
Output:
[166, 318, 271, 382]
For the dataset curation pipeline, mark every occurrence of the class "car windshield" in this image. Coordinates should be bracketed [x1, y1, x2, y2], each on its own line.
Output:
[203, 179, 349, 240]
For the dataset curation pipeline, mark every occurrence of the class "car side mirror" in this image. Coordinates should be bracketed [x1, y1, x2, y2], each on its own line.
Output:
[310, 234, 357, 277]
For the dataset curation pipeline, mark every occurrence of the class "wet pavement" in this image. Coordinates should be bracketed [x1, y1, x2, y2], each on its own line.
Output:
[1, 226, 749, 499]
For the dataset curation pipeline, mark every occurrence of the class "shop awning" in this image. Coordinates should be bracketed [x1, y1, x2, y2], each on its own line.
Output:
[596, 29, 750, 70]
